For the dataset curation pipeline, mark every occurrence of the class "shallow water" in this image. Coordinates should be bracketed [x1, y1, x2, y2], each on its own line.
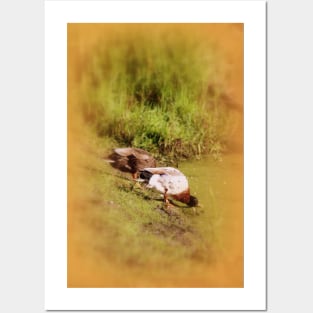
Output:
[181, 153, 244, 286]
[181, 153, 243, 250]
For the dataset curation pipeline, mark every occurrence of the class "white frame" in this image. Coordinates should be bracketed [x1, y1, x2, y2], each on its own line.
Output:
[45, 0, 266, 310]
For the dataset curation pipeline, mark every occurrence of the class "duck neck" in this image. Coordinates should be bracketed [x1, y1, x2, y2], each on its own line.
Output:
[172, 189, 190, 204]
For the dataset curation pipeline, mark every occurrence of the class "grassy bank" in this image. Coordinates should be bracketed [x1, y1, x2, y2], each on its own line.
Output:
[78, 25, 235, 160]
[68, 130, 222, 283]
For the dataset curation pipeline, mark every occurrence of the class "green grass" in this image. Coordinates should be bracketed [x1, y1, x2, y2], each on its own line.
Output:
[72, 136, 221, 270]
[78, 27, 232, 161]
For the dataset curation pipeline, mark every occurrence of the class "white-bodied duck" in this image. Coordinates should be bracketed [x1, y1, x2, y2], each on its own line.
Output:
[139, 167, 198, 207]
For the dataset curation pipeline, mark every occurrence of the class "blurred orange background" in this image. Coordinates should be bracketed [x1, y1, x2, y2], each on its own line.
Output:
[67, 24, 243, 288]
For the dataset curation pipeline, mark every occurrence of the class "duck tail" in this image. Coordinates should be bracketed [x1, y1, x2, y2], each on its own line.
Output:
[102, 155, 115, 163]
[103, 158, 115, 163]
[139, 170, 153, 182]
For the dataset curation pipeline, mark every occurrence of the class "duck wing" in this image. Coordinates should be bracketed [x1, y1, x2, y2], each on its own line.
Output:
[114, 148, 154, 161]
[142, 167, 182, 176]
[141, 167, 189, 196]
[113, 148, 136, 157]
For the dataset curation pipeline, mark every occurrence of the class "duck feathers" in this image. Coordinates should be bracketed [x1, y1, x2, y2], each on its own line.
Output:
[108, 148, 156, 179]
[139, 167, 198, 207]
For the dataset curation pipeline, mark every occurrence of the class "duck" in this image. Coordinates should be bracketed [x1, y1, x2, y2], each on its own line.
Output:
[107, 147, 157, 180]
[138, 167, 198, 207]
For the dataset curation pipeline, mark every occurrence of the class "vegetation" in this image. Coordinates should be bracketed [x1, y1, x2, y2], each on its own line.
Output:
[67, 25, 243, 287]
[79, 28, 233, 161]
[69, 133, 223, 273]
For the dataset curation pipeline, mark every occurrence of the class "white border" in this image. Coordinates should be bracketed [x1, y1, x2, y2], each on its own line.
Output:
[45, 0, 266, 310]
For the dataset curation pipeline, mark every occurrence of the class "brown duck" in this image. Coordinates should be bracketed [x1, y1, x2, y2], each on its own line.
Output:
[108, 148, 157, 180]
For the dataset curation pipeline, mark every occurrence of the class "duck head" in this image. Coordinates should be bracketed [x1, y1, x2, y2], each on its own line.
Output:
[188, 195, 199, 207]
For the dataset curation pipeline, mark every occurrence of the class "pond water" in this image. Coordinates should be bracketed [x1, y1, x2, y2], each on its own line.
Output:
[178, 153, 244, 286]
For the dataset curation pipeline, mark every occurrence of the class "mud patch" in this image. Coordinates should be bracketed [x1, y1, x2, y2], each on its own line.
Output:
[143, 218, 196, 247]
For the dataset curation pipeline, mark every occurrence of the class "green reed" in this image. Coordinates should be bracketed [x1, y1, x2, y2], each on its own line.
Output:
[79, 27, 231, 160]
